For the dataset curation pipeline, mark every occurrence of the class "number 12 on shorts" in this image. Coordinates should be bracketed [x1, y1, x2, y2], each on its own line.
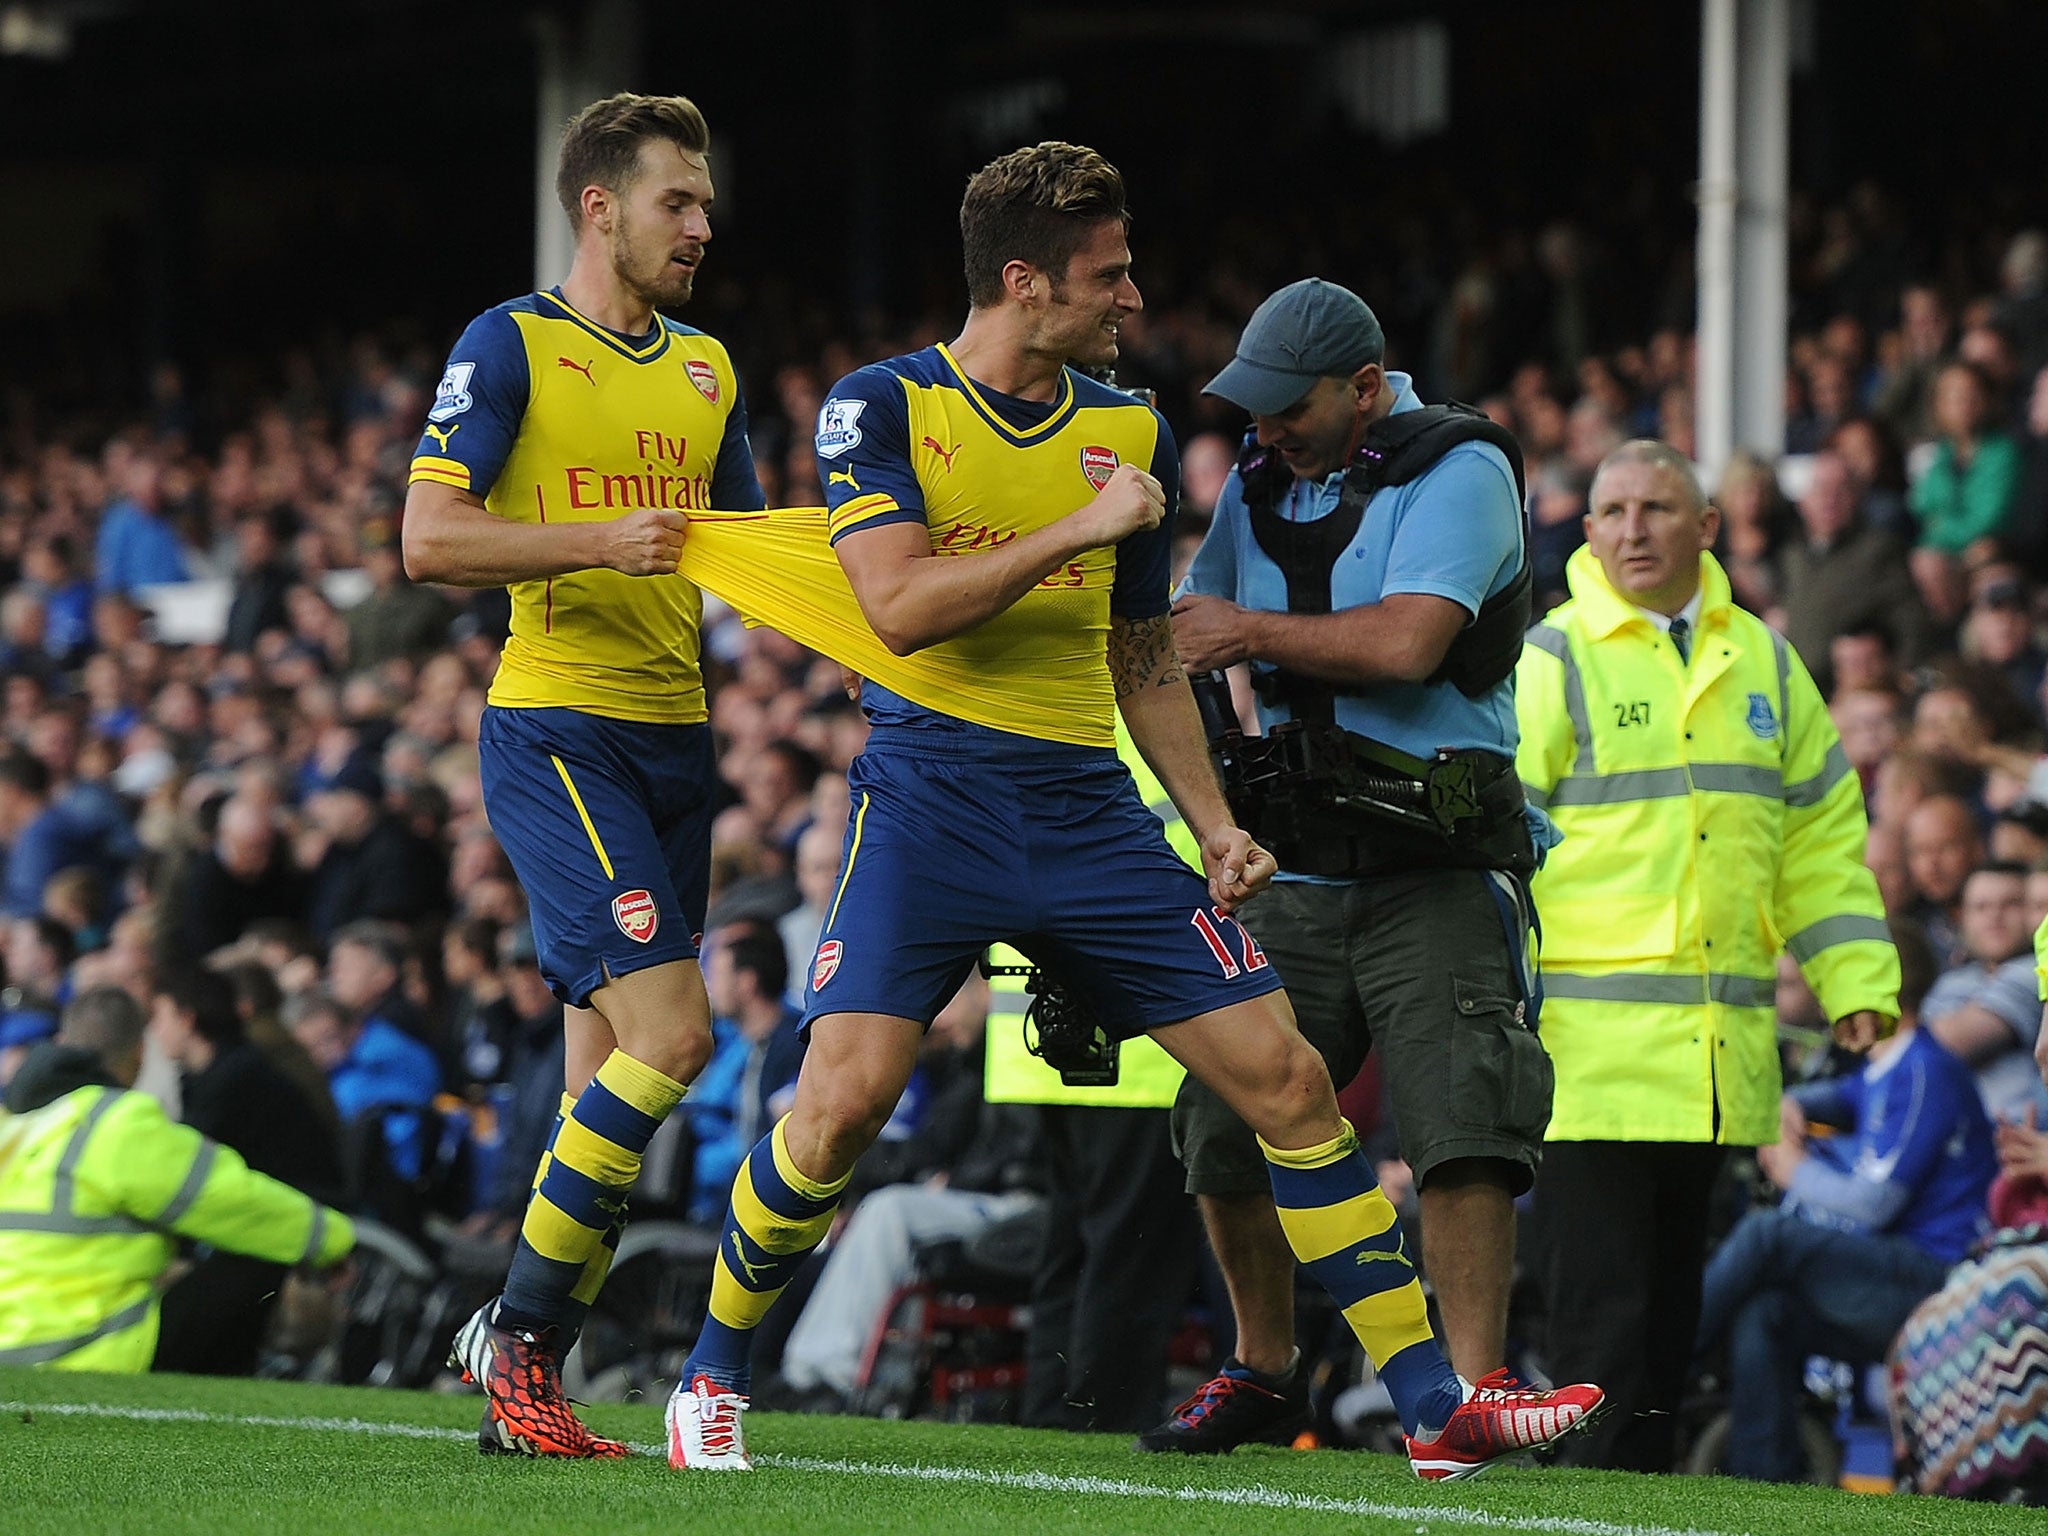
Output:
[1190, 906, 1269, 979]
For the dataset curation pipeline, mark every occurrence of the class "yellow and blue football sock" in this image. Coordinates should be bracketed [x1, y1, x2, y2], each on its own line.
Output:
[497, 1052, 683, 1334]
[1261, 1120, 1465, 1436]
[683, 1115, 848, 1392]
[559, 1212, 625, 1350]
[518, 1092, 627, 1351]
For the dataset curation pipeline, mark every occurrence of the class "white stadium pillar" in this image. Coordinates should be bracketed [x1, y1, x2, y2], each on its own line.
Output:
[1696, 0, 1738, 483]
[532, 0, 642, 293]
[1733, 0, 1790, 466]
[1695, 0, 1790, 483]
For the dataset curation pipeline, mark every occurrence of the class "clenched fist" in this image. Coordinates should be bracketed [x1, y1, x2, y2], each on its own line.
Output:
[603, 507, 688, 575]
[1070, 463, 1165, 548]
[1202, 823, 1277, 913]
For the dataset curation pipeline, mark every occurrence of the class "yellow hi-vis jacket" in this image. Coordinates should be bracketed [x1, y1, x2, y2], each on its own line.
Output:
[0, 1072, 355, 1370]
[984, 720, 1190, 1108]
[1515, 547, 1897, 1146]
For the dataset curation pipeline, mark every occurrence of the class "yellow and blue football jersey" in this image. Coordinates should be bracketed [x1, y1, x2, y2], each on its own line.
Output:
[812, 343, 1179, 746]
[408, 288, 763, 724]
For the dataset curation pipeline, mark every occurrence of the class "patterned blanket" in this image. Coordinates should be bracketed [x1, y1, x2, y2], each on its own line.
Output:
[1890, 1227, 2048, 1500]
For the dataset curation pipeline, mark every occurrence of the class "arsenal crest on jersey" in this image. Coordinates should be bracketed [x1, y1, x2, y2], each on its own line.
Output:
[685, 359, 720, 403]
[811, 938, 844, 992]
[1080, 444, 1120, 491]
[612, 889, 660, 944]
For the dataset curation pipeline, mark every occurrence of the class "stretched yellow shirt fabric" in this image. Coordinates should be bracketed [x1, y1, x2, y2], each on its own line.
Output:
[679, 348, 1178, 751]
[679, 506, 1119, 749]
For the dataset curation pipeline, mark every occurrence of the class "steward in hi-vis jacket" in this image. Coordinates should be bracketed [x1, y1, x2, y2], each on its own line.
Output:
[0, 1029, 353, 1371]
[1514, 439, 1896, 1472]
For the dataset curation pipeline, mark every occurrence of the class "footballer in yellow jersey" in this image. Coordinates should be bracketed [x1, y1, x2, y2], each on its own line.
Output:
[403, 92, 758, 1465]
[669, 142, 1600, 1481]
[410, 288, 759, 724]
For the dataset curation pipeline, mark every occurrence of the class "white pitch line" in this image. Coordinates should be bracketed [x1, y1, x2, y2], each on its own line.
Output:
[2, 1400, 1754, 1536]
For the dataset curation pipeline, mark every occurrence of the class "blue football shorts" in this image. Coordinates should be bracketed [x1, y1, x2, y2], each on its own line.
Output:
[478, 705, 713, 1007]
[801, 730, 1283, 1034]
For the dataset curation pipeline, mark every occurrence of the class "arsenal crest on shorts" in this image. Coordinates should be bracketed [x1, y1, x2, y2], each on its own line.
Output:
[611, 889, 659, 944]
[1080, 444, 1119, 491]
[811, 938, 844, 992]
[685, 359, 720, 403]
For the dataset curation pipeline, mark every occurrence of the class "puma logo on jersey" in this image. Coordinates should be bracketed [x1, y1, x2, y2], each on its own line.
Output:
[828, 467, 861, 491]
[423, 422, 459, 452]
[558, 356, 596, 384]
[729, 1231, 770, 1286]
[921, 436, 961, 472]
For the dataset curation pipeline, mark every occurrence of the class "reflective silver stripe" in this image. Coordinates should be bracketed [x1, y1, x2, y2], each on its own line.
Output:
[1546, 761, 1782, 808]
[1709, 973, 1777, 1008]
[1544, 972, 1705, 1005]
[1547, 767, 1692, 806]
[42, 1088, 126, 1225]
[1690, 762, 1783, 798]
[301, 1205, 330, 1266]
[1771, 630, 1791, 747]
[0, 1089, 147, 1238]
[1551, 755, 1842, 810]
[1544, 970, 1775, 1008]
[1785, 913, 1892, 963]
[0, 1210, 146, 1235]
[155, 1140, 218, 1227]
[1523, 783, 1550, 812]
[0, 1295, 153, 1366]
[1784, 742, 1852, 809]
[1527, 624, 1596, 776]
[54, 1091, 123, 1199]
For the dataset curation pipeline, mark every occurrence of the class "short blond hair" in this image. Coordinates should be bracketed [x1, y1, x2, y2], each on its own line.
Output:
[555, 92, 709, 230]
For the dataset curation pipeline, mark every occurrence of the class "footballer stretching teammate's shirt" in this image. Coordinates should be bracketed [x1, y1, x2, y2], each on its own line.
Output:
[408, 288, 764, 724]
[813, 343, 1178, 749]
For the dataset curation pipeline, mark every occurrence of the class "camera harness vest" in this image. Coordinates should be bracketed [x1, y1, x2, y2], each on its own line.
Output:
[1235, 402, 1530, 724]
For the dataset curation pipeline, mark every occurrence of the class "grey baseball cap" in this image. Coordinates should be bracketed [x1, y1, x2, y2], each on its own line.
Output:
[1204, 278, 1386, 415]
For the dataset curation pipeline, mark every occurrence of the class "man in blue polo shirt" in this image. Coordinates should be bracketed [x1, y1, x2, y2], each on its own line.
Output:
[1151, 278, 1553, 1452]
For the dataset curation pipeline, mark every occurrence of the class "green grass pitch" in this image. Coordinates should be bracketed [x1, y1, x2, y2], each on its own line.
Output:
[0, 1368, 2028, 1536]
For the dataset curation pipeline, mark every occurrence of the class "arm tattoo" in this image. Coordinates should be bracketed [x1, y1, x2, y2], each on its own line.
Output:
[1108, 613, 1187, 699]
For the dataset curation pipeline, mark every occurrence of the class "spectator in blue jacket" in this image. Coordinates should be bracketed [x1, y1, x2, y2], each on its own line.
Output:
[285, 980, 439, 1182]
[682, 919, 804, 1223]
[1695, 919, 1996, 1481]
[94, 451, 189, 595]
[22, 535, 97, 665]
[0, 752, 125, 920]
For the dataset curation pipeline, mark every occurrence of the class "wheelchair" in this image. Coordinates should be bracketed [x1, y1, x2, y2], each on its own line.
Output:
[848, 1208, 1044, 1423]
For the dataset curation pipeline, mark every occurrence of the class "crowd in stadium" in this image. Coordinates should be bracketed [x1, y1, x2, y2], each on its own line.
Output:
[3, 177, 2048, 1491]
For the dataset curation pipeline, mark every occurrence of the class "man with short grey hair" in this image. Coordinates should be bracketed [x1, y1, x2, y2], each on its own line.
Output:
[1517, 439, 1896, 1469]
[1156, 277, 1558, 1451]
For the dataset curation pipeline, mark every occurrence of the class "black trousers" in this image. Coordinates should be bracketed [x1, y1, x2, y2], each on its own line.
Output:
[1022, 1105, 1197, 1434]
[154, 1253, 288, 1376]
[1534, 1140, 1728, 1471]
